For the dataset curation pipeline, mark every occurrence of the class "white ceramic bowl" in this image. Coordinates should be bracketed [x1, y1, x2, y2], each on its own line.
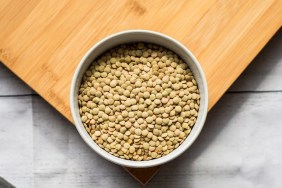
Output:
[70, 30, 208, 168]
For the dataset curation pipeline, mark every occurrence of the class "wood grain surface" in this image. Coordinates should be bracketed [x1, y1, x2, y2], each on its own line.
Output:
[0, 0, 281, 184]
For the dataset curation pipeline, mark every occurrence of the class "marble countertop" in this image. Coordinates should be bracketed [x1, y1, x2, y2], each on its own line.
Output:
[0, 30, 281, 188]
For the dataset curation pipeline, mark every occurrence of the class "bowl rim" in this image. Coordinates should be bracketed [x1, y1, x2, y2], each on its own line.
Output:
[70, 29, 208, 168]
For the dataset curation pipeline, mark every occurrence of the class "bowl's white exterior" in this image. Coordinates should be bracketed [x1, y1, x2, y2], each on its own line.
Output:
[70, 30, 208, 168]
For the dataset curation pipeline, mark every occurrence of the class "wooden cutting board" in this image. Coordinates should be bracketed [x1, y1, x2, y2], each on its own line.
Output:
[0, 0, 281, 185]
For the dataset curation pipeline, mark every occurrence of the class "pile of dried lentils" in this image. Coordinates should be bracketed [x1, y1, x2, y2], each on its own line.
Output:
[78, 43, 200, 161]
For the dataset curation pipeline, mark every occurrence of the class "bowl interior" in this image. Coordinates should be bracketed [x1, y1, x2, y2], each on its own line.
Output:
[70, 30, 208, 168]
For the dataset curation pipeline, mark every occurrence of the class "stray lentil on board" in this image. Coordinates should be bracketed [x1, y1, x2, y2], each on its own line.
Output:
[78, 42, 200, 160]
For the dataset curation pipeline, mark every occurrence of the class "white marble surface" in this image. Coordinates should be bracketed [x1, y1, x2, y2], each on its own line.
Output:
[0, 30, 281, 187]
[0, 97, 33, 187]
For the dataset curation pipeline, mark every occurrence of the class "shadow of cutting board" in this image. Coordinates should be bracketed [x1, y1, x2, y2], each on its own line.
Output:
[0, 0, 281, 185]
